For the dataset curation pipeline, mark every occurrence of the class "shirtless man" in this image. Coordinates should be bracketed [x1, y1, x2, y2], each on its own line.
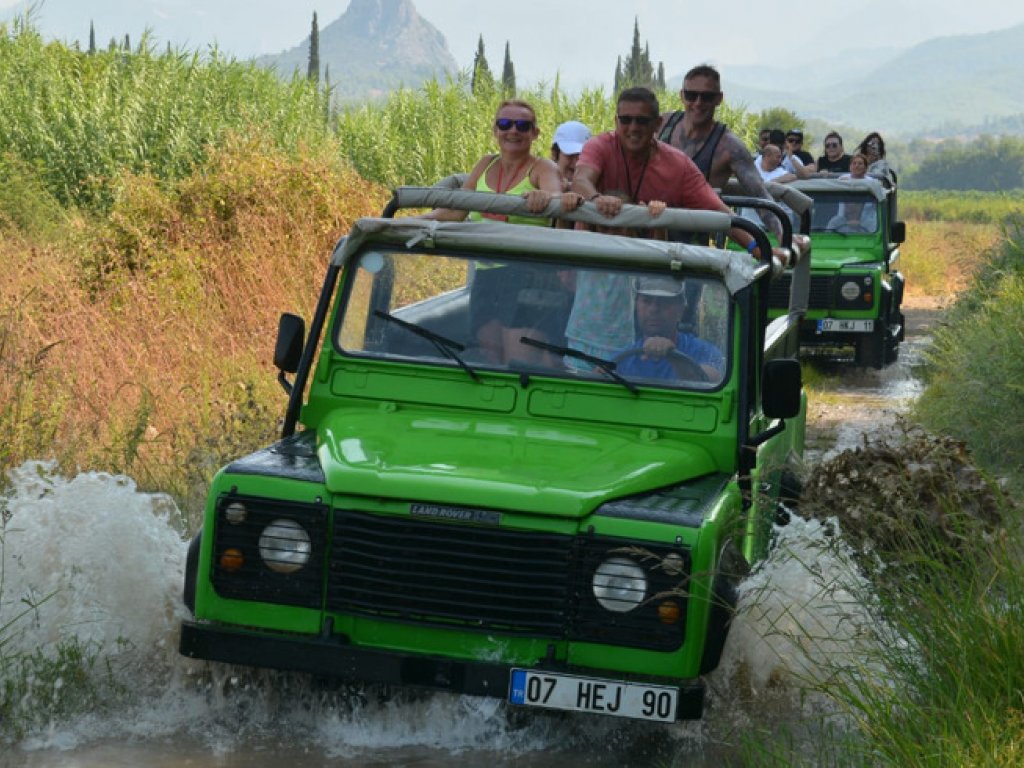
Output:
[659, 64, 781, 237]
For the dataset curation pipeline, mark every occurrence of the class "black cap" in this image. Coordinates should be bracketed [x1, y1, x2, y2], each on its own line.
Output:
[786, 128, 804, 138]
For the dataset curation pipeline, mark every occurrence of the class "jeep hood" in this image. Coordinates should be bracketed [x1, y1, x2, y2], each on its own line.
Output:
[317, 409, 718, 517]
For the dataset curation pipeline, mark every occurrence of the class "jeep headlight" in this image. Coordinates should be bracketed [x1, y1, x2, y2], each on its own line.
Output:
[259, 519, 311, 574]
[837, 275, 873, 308]
[592, 556, 647, 613]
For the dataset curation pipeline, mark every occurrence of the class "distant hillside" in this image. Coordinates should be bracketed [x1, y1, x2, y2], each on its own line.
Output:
[700, 24, 1024, 139]
[255, 0, 458, 101]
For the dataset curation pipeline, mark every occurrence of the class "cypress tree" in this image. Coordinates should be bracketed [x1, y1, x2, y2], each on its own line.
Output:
[307, 12, 320, 83]
[501, 41, 516, 95]
[613, 55, 623, 93]
[471, 35, 494, 95]
[88, 21, 96, 54]
[617, 18, 664, 91]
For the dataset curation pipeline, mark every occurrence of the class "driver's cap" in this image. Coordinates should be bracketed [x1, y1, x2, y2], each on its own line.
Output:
[636, 275, 684, 297]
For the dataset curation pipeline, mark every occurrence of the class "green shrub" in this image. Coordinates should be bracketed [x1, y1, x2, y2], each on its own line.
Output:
[914, 223, 1024, 484]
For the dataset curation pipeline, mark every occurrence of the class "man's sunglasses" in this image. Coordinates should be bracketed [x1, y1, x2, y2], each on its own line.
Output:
[786, 136, 803, 143]
[682, 90, 720, 103]
[495, 118, 535, 132]
[825, 142, 841, 149]
[616, 114, 654, 126]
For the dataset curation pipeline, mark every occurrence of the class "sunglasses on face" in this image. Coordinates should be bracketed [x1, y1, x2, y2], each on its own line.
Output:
[825, 142, 840, 149]
[787, 136, 802, 143]
[495, 118, 535, 132]
[682, 90, 720, 104]
[616, 114, 654, 126]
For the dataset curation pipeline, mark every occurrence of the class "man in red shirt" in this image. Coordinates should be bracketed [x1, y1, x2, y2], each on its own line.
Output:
[572, 87, 758, 253]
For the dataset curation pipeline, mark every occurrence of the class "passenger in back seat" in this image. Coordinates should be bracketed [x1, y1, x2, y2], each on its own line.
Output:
[816, 132, 851, 176]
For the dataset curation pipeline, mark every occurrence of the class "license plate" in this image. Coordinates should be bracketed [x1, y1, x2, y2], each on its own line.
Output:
[508, 668, 678, 722]
[817, 318, 874, 333]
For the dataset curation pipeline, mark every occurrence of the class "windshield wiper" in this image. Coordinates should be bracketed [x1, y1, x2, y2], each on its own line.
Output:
[373, 310, 480, 382]
[519, 336, 638, 395]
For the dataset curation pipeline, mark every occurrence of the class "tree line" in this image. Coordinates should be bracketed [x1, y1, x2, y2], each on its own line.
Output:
[902, 135, 1024, 191]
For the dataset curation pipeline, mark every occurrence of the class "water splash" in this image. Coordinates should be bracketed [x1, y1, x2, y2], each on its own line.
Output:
[2, 465, 890, 765]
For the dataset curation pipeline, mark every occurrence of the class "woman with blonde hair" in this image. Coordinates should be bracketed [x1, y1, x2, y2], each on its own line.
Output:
[423, 99, 581, 224]
[421, 100, 582, 363]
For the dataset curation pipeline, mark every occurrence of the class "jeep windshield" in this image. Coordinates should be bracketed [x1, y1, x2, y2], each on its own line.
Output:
[336, 249, 729, 390]
[808, 192, 880, 235]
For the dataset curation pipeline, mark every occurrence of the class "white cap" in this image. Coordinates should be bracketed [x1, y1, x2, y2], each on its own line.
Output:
[636, 276, 684, 297]
[552, 120, 591, 155]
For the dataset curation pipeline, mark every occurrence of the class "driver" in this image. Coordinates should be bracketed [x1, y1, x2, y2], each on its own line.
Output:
[615, 276, 724, 381]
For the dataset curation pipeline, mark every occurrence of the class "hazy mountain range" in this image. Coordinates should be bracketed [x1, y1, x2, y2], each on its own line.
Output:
[712, 23, 1024, 137]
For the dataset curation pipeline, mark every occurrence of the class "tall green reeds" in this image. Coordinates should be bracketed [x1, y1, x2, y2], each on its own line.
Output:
[333, 75, 759, 188]
[0, 20, 333, 212]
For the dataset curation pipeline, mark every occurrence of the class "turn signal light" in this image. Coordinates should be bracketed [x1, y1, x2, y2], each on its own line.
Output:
[220, 548, 244, 572]
[657, 600, 681, 625]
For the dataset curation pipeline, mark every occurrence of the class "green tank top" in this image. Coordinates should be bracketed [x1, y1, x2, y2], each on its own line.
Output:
[468, 155, 549, 226]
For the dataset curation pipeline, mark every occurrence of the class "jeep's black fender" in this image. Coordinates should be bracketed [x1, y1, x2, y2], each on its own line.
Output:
[183, 531, 202, 614]
[700, 572, 739, 675]
[700, 541, 747, 674]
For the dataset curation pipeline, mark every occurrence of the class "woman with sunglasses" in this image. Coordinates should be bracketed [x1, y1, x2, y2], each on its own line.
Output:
[816, 131, 851, 176]
[422, 99, 580, 224]
[855, 131, 896, 186]
[421, 100, 582, 363]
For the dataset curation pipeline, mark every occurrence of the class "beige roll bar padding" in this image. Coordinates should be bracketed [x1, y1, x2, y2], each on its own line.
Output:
[393, 187, 737, 237]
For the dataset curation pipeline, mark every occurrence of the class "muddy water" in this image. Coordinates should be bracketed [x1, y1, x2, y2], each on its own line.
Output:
[1, 311, 937, 767]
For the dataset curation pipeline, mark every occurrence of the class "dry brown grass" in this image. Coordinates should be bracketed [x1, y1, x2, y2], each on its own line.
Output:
[899, 219, 1002, 303]
[1, 138, 388, 511]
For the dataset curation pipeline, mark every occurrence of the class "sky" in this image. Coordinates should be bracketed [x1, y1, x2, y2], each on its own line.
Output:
[4, 0, 1024, 91]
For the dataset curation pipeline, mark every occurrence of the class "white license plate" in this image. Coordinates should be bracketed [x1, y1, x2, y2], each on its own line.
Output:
[508, 668, 678, 722]
[817, 318, 874, 333]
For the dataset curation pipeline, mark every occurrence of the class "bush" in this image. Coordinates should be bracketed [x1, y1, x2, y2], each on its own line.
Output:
[914, 222, 1024, 484]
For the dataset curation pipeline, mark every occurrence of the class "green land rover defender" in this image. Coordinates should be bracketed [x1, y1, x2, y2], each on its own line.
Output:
[769, 177, 906, 368]
[179, 188, 809, 723]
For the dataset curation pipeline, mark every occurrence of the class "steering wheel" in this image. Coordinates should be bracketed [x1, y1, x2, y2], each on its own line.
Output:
[613, 347, 710, 383]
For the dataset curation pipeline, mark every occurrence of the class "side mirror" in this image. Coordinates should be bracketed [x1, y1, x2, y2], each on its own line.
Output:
[891, 220, 906, 244]
[274, 313, 305, 374]
[762, 358, 802, 419]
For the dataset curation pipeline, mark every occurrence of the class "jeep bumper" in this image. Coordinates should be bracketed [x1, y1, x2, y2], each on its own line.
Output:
[179, 620, 705, 720]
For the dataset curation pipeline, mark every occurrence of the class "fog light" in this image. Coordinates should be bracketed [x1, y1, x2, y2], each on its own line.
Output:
[259, 519, 311, 573]
[220, 548, 244, 572]
[593, 556, 647, 613]
[657, 600, 681, 625]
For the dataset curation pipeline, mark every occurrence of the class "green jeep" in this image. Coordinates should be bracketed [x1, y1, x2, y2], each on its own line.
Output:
[768, 177, 906, 368]
[178, 188, 808, 723]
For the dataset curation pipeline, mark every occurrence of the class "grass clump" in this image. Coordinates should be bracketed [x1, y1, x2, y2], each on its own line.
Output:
[796, 419, 1023, 766]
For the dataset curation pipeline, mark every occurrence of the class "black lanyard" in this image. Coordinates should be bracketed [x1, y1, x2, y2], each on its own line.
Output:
[620, 142, 652, 203]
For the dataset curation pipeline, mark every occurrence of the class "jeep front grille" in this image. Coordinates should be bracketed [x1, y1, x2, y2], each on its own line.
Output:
[327, 509, 573, 634]
[326, 510, 687, 651]
[770, 273, 833, 310]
